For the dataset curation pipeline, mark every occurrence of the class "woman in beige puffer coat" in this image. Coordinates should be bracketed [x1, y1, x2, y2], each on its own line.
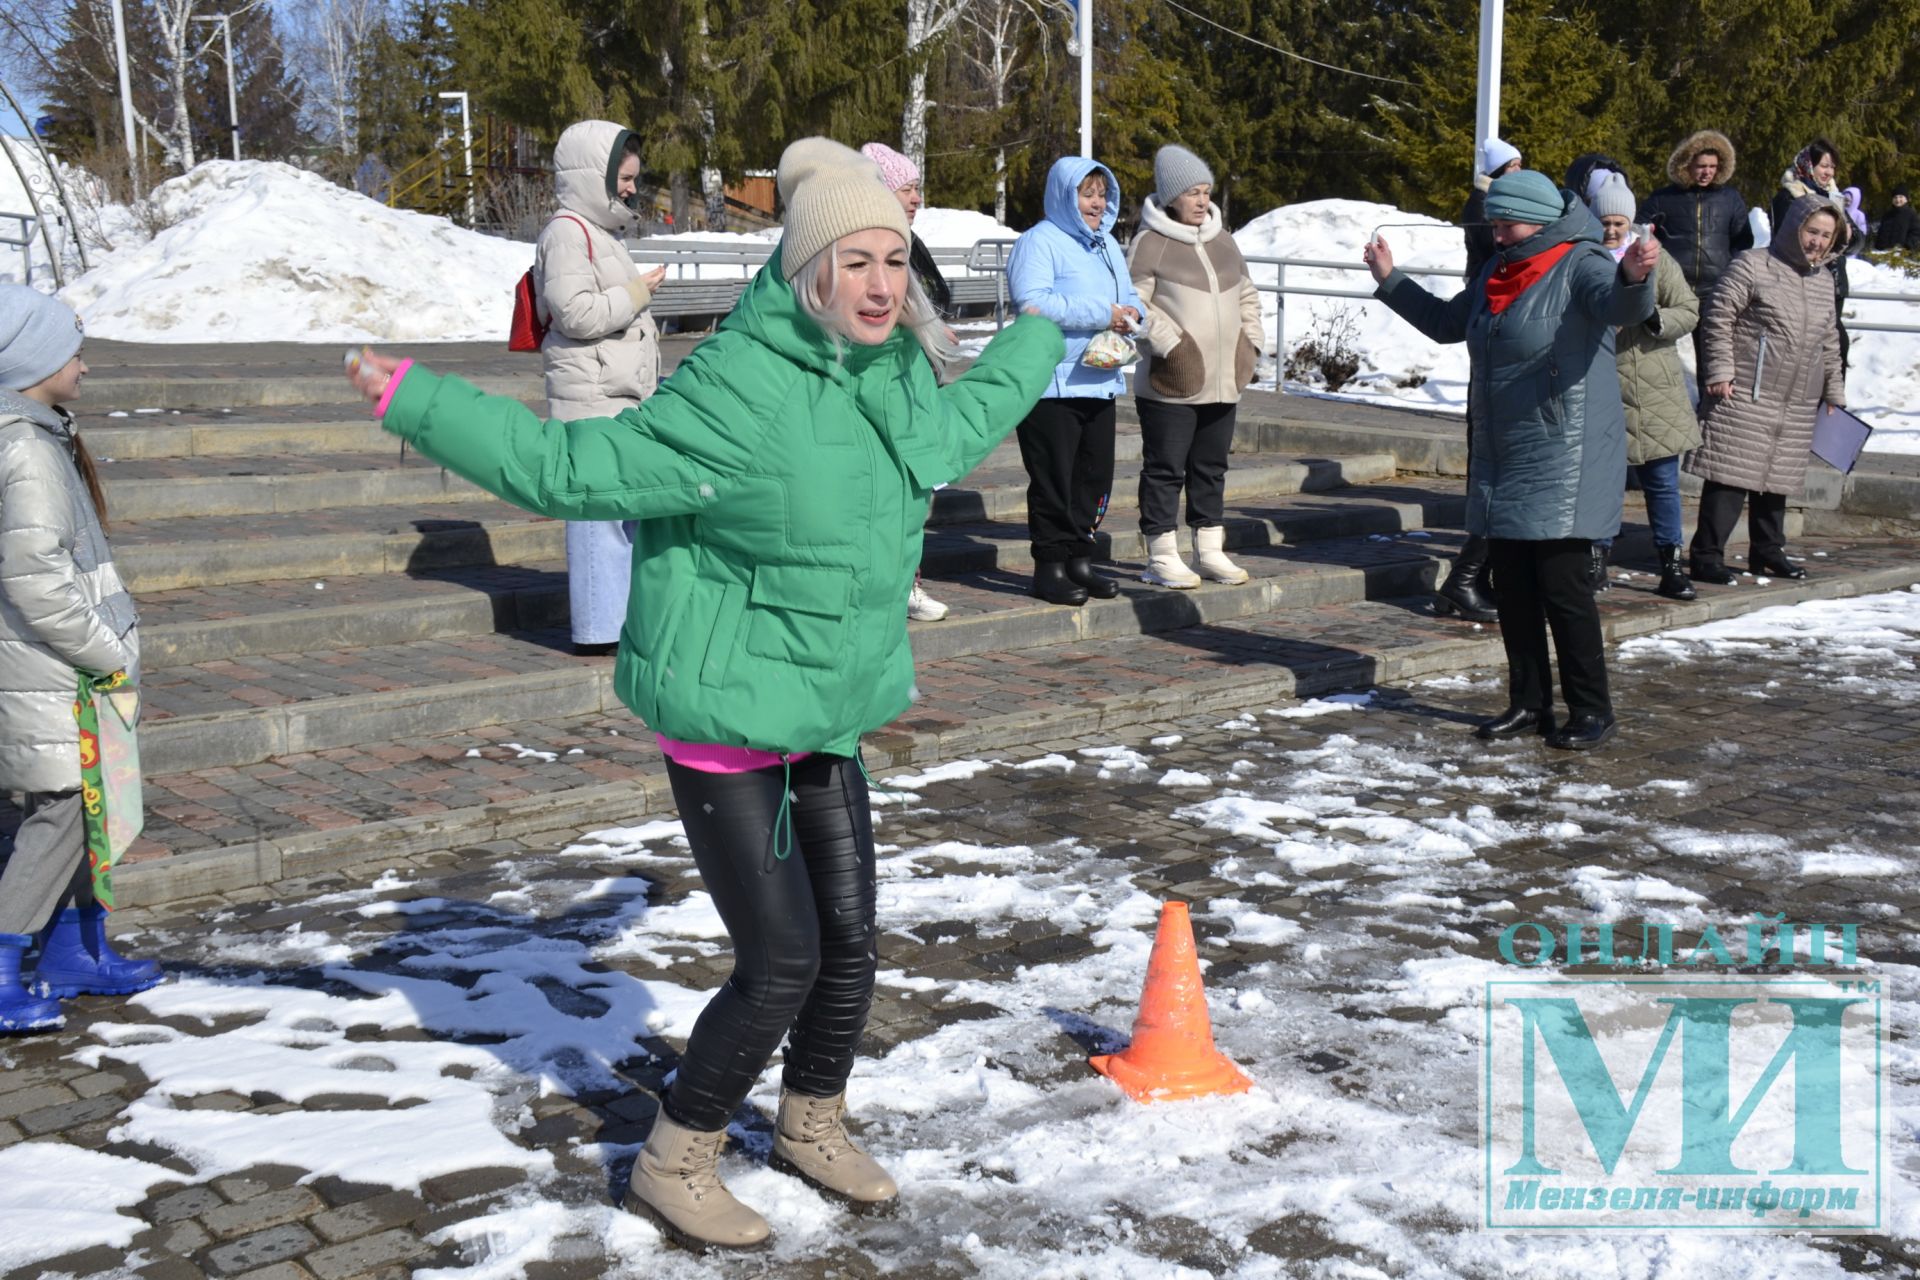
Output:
[1128, 145, 1265, 589]
[1686, 194, 1847, 584]
[536, 120, 665, 653]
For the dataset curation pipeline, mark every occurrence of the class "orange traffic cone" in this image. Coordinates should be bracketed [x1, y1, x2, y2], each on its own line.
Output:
[1090, 900, 1254, 1102]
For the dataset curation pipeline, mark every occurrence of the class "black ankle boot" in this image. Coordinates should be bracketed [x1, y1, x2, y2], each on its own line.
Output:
[1031, 561, 1089, 606]
[1548, 713, 1618, 751]
[1689, 556, 1737, 586]
[1064, 556, 1120, 599]
[1751, 550, 1808, 580]
[1436, 535, 1498, 622]
[1656, 546, 1696, 600]
[1588, 543, 1611, 593]
[1475, 707, 1556, 740]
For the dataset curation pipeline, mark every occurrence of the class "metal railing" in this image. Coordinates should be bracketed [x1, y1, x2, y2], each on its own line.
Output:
[620, 233, 1920, 345]
[629, 237, 1013, 320]
[0, 212, 36, 286]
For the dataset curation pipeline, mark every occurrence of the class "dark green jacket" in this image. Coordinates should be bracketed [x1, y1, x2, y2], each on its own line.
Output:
[1376, 193, 1653, 541]
[381, 251, 1063, 754]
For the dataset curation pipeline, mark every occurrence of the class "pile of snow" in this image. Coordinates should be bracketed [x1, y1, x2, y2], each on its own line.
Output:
[1232, 197, 1920, 453]
[62, 160, 535, 343]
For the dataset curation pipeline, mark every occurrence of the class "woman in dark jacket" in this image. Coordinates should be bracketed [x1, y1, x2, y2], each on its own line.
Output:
[1365, 170, 1658, 751]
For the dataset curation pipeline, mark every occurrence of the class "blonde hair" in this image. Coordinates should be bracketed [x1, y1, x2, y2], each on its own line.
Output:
[795, 237, 958, 369]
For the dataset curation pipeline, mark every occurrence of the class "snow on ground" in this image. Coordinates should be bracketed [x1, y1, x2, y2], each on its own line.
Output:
[1233, 197, 1920, 452]
[5, 590, 1917, 1275]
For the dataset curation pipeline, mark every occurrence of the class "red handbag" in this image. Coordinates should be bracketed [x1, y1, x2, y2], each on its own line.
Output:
[508, 214, 593, 352]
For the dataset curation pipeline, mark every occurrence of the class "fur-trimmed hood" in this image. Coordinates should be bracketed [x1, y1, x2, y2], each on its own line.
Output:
[1666, 130, 1737, 187]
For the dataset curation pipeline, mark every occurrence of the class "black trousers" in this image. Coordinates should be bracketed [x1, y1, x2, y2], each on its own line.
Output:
[1690, 480, 1787, 568]
[1487, 538, 1612, 719]
[1136, 399, 1238, 536]
[661, 754, 878, 1133]
[1016, 397, 1116, 562]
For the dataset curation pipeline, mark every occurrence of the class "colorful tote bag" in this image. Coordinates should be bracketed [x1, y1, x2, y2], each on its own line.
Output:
[74, 670, 144, 909]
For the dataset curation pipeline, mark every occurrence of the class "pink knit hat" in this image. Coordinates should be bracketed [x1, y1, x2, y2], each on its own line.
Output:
[859, 142, 920, 192]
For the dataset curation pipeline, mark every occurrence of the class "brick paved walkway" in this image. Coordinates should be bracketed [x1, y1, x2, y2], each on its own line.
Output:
[3, 592, 1915, 1279]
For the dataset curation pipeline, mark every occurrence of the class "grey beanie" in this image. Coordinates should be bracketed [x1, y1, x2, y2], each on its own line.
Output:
[1154, 144, 1215, 206]
[0, 286, 83, 392]
[1588, 174, 1637, 221]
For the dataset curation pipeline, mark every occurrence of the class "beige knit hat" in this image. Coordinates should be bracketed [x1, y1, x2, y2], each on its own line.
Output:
[775, 138, 911, 281]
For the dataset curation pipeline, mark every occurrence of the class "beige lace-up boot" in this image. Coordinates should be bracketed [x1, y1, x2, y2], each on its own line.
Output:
[769, 1089, 899, 1211]
[625, 1112, 771, 1250]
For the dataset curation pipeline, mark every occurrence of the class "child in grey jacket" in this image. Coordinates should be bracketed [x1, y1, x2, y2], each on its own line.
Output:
[0, 286, 160, 1033]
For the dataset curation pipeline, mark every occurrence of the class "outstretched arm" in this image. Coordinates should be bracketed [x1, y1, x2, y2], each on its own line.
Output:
[349, 349, 759, 522]
[931, 314, 1066, 482]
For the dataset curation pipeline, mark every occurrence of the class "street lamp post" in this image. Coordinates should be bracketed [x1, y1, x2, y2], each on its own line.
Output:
[1077, 0, 1092, 158]
[1474, 1, 1503, 178]
[438, 91, 474, 225]
[192, 12, 240, 161]
[108, 0, 140, 193]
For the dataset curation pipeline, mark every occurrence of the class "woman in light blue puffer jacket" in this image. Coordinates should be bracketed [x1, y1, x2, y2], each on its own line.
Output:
[1007, 156, 1146, 605]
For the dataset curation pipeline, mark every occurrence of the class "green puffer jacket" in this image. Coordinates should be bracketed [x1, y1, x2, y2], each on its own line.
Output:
[1616, 250, 1701, 464]
[380, 252, 1063, 755]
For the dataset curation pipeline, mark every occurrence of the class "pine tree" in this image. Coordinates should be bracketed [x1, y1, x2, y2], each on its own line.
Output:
[354, 0, 460, 170]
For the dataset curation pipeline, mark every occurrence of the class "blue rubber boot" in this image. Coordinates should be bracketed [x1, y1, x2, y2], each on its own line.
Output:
[0, 933, 63, 1032]
[33, 907, 163, 997]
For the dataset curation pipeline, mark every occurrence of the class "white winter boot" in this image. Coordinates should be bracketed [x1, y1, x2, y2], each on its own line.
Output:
[1192, 525, 1249, 584]
[1141, 531, 1201, 589]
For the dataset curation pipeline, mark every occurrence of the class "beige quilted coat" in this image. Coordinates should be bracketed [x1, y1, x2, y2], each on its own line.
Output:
[1617, 250, 1700, 464]
[1128, 197, 1264, 405]
[1687, 194, 1846, 496]
[536, 120, 660, 420]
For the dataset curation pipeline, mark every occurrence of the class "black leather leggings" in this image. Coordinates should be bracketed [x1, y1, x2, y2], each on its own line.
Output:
[660, 754, 879, 1132]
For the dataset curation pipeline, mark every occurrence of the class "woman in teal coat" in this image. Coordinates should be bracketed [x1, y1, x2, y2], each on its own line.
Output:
[349, 139, 1062, 1250]
[1366, 169, 1658, 751]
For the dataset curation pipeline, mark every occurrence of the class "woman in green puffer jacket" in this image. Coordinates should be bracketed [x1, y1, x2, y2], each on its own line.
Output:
[349, 139, 1062, 1251]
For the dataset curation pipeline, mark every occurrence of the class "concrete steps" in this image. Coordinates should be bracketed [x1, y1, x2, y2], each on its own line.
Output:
[112, 553, 1920, 904]
[133, 529, 1461, 775]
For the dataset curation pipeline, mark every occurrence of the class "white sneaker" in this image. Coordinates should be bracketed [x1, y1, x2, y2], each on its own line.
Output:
[1193, 525, 1249, 584]
[907, 582, 949, 621]
[1141, 531, 1201, 589]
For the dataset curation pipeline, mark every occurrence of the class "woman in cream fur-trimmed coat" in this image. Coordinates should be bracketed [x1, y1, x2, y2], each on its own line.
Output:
[1128, 146, 1264, 588]
[536, 120, 663, 651]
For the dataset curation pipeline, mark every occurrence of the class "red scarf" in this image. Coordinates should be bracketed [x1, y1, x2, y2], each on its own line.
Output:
[1484, 241, 1576, 315]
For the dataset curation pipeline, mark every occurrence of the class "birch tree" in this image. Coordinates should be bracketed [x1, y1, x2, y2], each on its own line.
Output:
[961, 0, 1042, 222]
[288, 0, 386, 156]
[901, 0, 972, 178]
[149, 0, 267, 168]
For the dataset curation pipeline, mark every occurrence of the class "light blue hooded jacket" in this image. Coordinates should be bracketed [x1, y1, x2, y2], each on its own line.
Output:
[1007, 157, 1144, 398]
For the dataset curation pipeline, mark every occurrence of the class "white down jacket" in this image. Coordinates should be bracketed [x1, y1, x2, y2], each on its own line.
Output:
[536, 120, 661, 417]
[0, 391, 139, 794]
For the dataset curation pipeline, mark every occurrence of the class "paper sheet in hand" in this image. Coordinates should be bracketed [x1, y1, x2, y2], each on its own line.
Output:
[1811, 404, 1873, 474]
